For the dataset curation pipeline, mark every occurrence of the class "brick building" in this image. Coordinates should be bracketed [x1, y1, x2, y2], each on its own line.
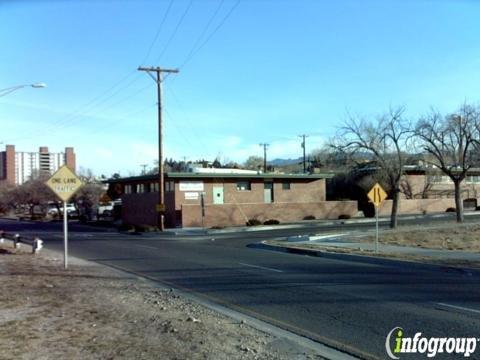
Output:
[0, 145, 76, 185]
[329, 165, 480, 217]
[107, 172, 358, 228]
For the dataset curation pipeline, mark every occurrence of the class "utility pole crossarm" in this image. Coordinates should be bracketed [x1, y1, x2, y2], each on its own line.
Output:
[259, 143, 269, 173]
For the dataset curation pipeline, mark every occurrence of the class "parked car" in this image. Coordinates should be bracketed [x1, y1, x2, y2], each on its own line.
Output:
[47, 203, 76, 216]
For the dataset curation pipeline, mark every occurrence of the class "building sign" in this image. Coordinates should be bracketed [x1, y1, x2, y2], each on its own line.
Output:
[45, 166, 83, 202]
[179, 181, 204, 192]
[185, 192, 199, 200]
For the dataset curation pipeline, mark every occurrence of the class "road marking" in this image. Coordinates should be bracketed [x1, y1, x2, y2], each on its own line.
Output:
[436, 302, 480, 315]
[135, 244, 159, 251]
[239, 262, 283, 273]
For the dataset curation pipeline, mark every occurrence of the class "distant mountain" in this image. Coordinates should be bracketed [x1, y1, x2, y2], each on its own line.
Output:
[268, 157, 302, 166]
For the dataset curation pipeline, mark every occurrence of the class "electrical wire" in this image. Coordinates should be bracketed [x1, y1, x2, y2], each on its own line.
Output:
[180, 0, 225, 69]
[140, 0, 175, 66]
[153, 0, 194, 64]
[179, 0, 241, 69]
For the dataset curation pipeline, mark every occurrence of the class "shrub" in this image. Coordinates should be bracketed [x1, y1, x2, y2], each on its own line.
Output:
[246, 219, 262, 226]
[303, 215, 315, 220]
[446, 207, 456, 213]
[338, 214, 351, 220]
[263, 219, 280, 225]
[136, 224, 159, 232]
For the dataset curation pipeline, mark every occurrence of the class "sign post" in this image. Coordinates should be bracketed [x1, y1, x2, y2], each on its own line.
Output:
[200, 192, 205, 228]
[45, 166, 84, 269]
[367, 183, 388, 253]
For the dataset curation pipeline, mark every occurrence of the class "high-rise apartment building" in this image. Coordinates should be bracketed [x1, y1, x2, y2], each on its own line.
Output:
[0, 145, 76, 185]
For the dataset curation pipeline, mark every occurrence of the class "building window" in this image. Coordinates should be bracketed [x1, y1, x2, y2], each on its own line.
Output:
[467, 176, 480, 184]
[151, 182, 159, 192]
[137, 184, 145, 193]
[236, 181, 251, 191]
[429, 175, 452, 184]
[282, 182, 291, 190]
[165, 181, 175, 192]
[125, 184, 132, 194]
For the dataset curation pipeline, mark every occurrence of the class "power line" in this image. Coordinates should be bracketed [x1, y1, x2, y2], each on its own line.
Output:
[179, 0, 241, 69]
[140, 0, 175, 66]
[180, 0, 225, 67]
[13, 1, 176, 140]
[163, 84, 210, 150]
[153, 0, 194, 64]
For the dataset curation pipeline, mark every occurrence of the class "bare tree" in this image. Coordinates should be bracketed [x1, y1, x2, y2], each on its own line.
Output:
[334, 107, 411, 228]
[10, 176, 55, 216]
[73, 169, 105, 221]
[243, 156, 263, 171]
[415, 104, 480, 222]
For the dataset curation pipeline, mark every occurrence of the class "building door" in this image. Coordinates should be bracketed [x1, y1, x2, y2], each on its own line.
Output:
[213, 186, 224, 204]
[264, 182, 273, 203]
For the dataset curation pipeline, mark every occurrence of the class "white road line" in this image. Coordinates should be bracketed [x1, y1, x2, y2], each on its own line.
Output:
[436, 302, 480, 315]
[239, 262, 284, 273]
[135, 244, 159, 251]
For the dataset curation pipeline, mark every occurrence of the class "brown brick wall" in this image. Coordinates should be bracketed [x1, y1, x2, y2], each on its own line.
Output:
[402, 174, 480, 200]
[181, 201, 358, 228]
[173, 178, 326, 210]
[122, 193, 158, 227]
[273, 179, 326, 202]
[378, 198, 456, 216]
[5, 145, 15, 185]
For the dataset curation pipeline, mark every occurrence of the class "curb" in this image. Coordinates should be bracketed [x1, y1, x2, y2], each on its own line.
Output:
[250, 241, 480, 276]
[169, 211, 480, 236]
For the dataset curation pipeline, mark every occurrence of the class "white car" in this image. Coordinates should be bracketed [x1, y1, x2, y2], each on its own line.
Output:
[47, 203, 76, 215]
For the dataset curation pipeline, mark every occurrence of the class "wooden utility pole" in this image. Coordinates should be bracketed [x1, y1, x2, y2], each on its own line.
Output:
[138, 66, 179, 231]
[299, 134, 309, 173]
[259, 143, 269, 173]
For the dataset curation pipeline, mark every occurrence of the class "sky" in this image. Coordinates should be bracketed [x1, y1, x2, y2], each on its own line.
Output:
[1, 0, 480, 177]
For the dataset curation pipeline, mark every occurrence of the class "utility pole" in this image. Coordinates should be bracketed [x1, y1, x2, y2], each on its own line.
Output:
[138, 66, 179, 231]
[259, 143, 269, 173]
[140, 164, 148, 175]
[299, 134, 309, 173]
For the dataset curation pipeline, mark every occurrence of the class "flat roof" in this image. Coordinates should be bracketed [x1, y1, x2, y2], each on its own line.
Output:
[107, 172, 334, 183]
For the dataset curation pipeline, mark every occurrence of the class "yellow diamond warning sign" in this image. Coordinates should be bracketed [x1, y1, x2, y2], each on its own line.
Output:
[367, 183, 388, 207]
[45, 166, 84, 202]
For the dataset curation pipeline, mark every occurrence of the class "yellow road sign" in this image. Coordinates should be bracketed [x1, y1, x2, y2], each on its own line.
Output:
[367, 183, 388, 207]
[156, 204, 166, 212]
[45, 166, 84, 202]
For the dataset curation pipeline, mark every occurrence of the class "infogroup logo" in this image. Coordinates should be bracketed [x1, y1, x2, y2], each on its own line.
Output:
[385, 327, 478, 359]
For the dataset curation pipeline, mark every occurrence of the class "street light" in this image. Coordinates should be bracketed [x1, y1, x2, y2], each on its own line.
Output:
[0, 82, 47, 97]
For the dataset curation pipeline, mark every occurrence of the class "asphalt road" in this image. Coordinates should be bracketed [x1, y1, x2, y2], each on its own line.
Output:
[3, 217, 480, 359]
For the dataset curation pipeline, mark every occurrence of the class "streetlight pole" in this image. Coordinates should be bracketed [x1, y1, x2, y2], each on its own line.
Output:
[0, 83, 46, 97]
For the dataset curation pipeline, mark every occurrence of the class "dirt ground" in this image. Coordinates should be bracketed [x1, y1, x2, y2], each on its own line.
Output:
[359, 222, 480, 251]
[0, 244, 322, 360]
